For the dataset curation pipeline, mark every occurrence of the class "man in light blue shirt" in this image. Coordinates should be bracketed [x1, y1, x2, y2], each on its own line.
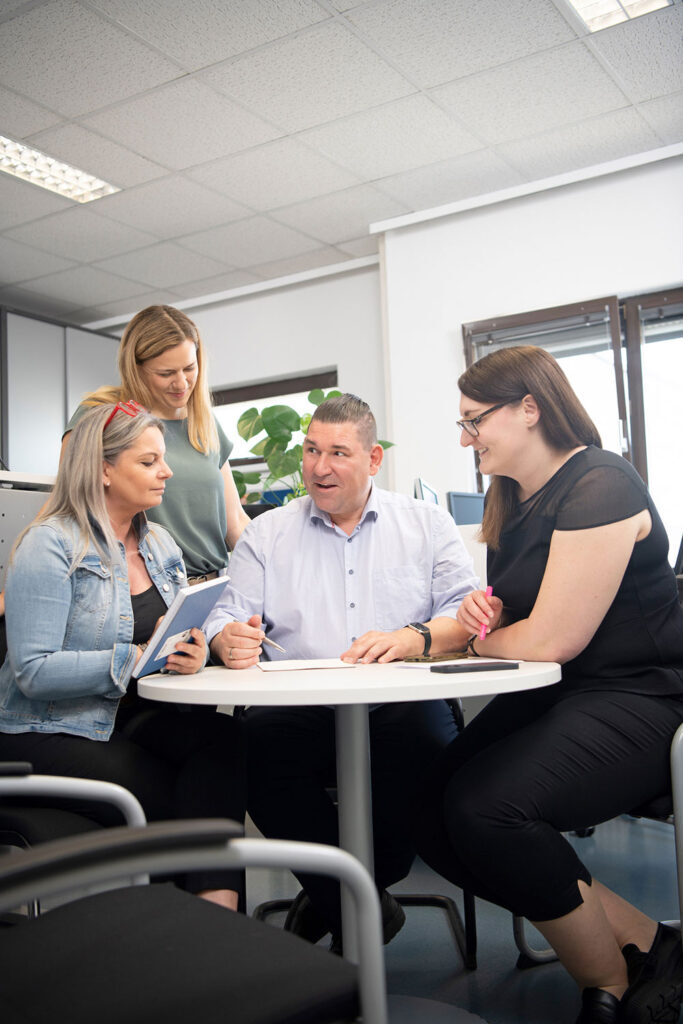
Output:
[206, 394, 478, 947]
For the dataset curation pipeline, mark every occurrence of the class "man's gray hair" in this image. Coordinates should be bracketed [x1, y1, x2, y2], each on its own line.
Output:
[309, 393, 377, 449]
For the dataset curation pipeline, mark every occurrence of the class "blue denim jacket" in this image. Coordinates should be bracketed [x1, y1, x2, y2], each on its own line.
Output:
[0, 514, 187, 741]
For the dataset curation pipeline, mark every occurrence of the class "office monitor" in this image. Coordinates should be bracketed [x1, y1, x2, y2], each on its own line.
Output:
[447, 490, 485, 525]
[414, 478, 439, 504]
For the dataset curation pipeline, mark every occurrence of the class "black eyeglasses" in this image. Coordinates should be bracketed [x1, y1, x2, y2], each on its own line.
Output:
[456, 401, 516, 438]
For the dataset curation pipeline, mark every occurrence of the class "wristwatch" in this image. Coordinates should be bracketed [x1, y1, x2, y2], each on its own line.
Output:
[406, 621, 432, 657]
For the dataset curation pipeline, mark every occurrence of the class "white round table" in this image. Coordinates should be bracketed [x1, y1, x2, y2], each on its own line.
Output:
[139, 659, 561, 964]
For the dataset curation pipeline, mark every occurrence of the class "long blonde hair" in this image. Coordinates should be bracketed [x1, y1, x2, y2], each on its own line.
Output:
[16, 404, 164, 572]
[458, 346, 602, 549]
[81, 305, 218, 454]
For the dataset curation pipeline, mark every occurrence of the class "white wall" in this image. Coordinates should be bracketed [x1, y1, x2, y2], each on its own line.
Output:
[381, 156, 683, 500]
[190, 263, 390, 480]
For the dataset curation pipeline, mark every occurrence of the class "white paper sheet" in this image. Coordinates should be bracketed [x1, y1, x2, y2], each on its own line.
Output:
[257, 658, 356, 672]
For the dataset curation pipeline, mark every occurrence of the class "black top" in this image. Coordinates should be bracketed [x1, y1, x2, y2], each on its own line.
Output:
[488, 446, 683, 696]
[117, 585, 168, 720]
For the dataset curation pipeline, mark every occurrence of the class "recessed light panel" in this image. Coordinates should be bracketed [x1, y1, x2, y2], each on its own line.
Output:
[565, 0, 672, 32]
[0, 135, 120, 203]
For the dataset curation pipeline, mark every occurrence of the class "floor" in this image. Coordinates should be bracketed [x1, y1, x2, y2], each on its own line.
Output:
[245, 813, 680, 1024]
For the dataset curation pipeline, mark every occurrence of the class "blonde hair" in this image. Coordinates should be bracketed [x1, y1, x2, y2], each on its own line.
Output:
[15, 404, 164, 572]
[458, 346, 602, 550]
[81, 305, 218, 454]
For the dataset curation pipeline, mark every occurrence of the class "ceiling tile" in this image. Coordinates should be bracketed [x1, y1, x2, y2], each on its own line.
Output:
[17, 265, 152, 306]
[0, 284, 81, 319]
[186, 137, 360, 211]
[638, 90, 683, 145]
[336, 235, 380, 257]
[28, 123, 167, 188]
[431, 41, 628, 145]
[94, 177, 251, 238]
[0, 84, 63, 138]
[0, 235, 75, 285]
[498, 107, 663, 180]
[70, 289, 184, 325]
[89, 0, 328, 70]
[347, 0, 577, 89]
[171, 270, 264, 299]
[246, 247, 353, 281]
[300, 94, 482, 179]
[272, 184, 408, 244]
[83, 78, 282, 170]
[0, 0, 181, 117]
[373, 149, 524, 210]
[94, 242, 233, 289]
[590, 5, 683, 103]
[5, 207, 157, 262]
[201, 20, 415, 132]
[181, 215, 321, 267]
[0, 173, 73, 230]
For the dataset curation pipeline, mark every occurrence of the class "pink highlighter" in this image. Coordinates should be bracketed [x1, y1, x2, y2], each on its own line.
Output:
[479, 586, 494, 640]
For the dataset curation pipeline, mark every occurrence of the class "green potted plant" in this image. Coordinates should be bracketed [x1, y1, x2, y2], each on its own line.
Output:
[232, 389, 393, 505]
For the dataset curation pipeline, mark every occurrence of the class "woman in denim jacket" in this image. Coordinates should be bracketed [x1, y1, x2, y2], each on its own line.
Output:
[0, 403, 246, 911]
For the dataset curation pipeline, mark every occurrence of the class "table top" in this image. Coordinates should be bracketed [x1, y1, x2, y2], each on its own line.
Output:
[137, 659, 561, 706]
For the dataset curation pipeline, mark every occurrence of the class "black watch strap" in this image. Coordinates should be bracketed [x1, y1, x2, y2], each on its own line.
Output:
[406, 621, 432, 657]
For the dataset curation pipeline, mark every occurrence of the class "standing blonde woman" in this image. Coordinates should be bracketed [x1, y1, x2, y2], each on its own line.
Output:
[64, 305, 249, 581]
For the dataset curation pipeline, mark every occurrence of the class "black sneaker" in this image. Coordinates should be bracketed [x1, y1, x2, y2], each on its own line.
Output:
[620, 924, 683, 1024]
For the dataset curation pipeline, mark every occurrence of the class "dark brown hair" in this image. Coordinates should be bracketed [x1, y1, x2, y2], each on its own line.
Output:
[458, 346, 601, 548]
[309, 393, 377, 449]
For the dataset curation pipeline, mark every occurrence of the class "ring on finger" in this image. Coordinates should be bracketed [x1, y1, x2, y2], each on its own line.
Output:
[228, 647, 234, 661]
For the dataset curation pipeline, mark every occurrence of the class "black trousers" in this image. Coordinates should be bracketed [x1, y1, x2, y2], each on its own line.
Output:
[416, 685, 683, 921]
[0, 706, 247, 895]
[245, 699, 458, 935]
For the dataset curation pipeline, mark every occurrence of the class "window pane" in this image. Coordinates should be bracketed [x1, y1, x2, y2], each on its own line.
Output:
[640, 317, 683, 562]
[214, 389, 313, 461]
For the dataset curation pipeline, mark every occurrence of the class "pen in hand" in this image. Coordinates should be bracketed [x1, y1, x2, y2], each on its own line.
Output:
[479, 586, 494, 640]
[261, 634, 287, 654]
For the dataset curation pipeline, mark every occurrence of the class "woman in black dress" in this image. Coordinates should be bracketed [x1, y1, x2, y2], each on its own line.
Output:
[418, 346, 683, 1024]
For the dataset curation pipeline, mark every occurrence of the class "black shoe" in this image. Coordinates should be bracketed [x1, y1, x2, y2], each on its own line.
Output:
[283, 889, 329, 943]
[575, 988, 620, 1023]
[289, 888, 406, 948]
[622, 923, 683, 987]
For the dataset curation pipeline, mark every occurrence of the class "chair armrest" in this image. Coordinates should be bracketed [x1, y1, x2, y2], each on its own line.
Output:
[0, 819, 243, 913]
[0, 771, 147, 827]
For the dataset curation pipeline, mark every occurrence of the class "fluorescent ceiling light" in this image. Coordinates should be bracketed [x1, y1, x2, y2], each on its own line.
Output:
[0, 135, 120, 203]
[564, 0, 672, 32]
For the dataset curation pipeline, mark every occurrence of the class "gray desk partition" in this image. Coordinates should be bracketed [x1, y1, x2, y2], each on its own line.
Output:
[0, 471, 54, 589]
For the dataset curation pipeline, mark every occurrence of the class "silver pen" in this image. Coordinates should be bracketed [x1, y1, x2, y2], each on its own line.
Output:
[261, 634, 287, 654]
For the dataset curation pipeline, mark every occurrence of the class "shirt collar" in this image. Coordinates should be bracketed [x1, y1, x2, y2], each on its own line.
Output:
[309, 481, 379, 530]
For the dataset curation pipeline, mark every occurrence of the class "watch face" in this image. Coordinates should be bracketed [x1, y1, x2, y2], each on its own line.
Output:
[410, 622, 427, 634]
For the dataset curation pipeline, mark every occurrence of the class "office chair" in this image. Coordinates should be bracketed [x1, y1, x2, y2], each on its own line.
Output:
[0, 771, 387, 1024]
[513, 722, 683, 969]
[253, 697, 478, 970]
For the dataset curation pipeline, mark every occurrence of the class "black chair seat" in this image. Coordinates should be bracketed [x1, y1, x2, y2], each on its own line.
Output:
[0, 881, 359, 1024]
[0, 805, 101, 847]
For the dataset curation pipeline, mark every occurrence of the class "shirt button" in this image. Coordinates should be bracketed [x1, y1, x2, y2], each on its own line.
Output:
[352, 636, 357, 642]
[147, 553, 153, 561]
[350, 602, 355, 608]
[348, 569, 354, 575]
[162, 584, 170, 592]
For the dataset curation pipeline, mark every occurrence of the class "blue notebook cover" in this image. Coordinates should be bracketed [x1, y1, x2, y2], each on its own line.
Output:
[132, 575, 230, 678]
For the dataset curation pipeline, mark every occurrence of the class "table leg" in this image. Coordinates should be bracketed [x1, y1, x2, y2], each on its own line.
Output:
[335, 702, 374, 962]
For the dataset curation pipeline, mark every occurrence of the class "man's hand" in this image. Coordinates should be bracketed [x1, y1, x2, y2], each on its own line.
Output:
[210, 614, 263, 670]
[341, 627, 424, 664]
[164, 627, 207, 675]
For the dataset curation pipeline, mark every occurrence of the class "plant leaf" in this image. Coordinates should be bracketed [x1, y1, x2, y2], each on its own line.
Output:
[379, 439, 394, 450]
[237, 407, 263, 441]
[308, 389, 324, 406]
[262, 404, 301, 444]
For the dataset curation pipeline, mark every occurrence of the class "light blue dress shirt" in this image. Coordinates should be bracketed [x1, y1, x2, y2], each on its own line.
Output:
[205, 485, 480, 660]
